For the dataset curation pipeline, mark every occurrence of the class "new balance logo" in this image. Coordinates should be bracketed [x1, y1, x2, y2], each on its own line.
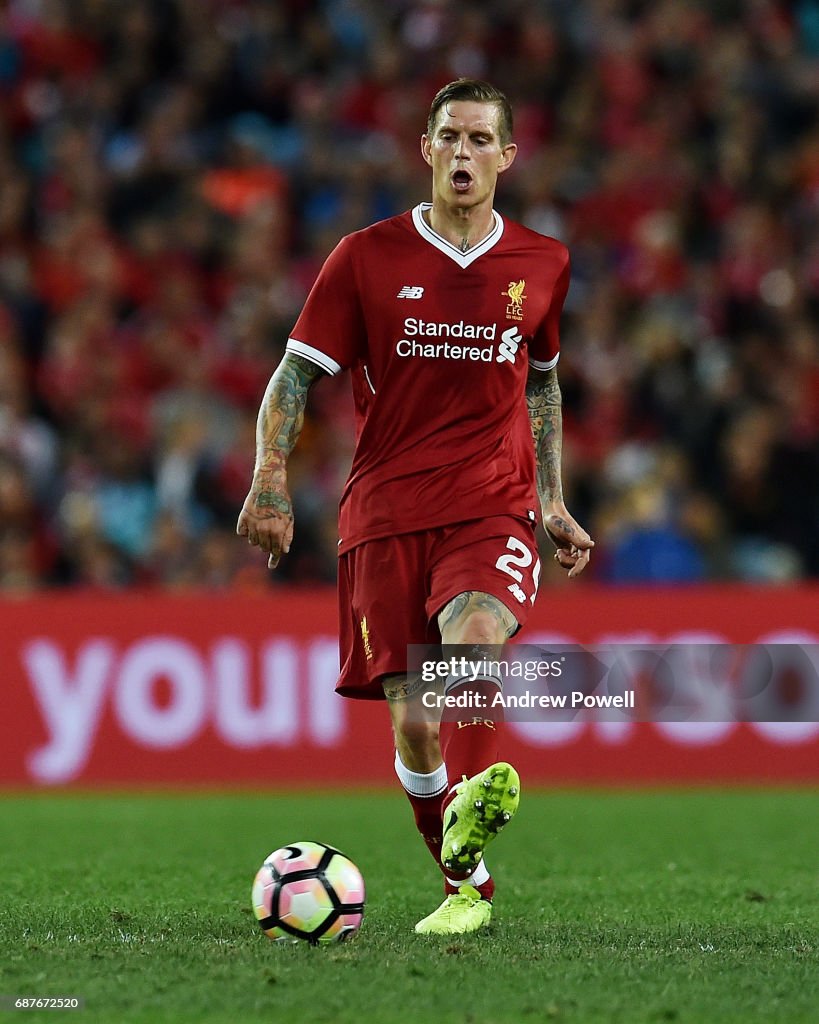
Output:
[496, 326, 522, 364]
[397, 285, 424, 299]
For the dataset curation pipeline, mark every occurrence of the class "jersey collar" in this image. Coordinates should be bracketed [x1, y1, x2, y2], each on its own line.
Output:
[412, 203, 504, 268]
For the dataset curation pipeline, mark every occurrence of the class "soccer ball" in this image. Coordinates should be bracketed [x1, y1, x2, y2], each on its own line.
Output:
[251, 841, 365, 945]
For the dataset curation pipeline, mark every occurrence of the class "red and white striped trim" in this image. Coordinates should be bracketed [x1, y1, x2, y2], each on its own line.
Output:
[286, 338, 342, 376]
[412, 203, 504, 268]
[528, 352, 560, 371]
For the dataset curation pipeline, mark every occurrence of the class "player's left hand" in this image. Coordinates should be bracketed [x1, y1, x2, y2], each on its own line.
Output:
[543, 504, 594, 579]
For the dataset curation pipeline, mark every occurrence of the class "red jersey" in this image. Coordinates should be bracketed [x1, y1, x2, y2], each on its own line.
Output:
[286, 203, 570, 554]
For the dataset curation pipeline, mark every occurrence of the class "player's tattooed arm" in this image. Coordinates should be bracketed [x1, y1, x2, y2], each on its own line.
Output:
[526, 365, 564, 507]
[525, 365, 594, 578]
[237, 354, 326, 567]
[255, 354, 325, 466]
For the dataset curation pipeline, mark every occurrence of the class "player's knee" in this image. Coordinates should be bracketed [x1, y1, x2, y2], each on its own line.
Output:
[449, 609, 505, 646]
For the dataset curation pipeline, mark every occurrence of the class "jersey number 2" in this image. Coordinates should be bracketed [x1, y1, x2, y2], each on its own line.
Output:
[495, 537, 541, 605]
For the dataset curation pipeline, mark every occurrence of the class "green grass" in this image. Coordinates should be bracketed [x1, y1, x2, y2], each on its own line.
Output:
[1, 790, 817, 1024]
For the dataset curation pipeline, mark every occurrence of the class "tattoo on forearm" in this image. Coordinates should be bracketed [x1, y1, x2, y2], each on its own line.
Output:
[526, 366, 563, 506]
[256, 354, 325, 470]
[246, 354, 325, 518]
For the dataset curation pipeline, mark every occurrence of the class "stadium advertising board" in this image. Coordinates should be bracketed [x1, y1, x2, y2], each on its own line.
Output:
[1, 588, 817, 787]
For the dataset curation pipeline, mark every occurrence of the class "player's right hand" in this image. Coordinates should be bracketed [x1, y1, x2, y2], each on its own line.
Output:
[236, 485, 294, 569]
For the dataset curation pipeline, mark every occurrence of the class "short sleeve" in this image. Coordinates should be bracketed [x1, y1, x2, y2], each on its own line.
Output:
[286, 236, 364, 375]
[528, 249, 570, 372]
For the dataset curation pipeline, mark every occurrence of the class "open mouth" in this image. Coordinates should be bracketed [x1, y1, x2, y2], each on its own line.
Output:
[451, 169, 473, 192]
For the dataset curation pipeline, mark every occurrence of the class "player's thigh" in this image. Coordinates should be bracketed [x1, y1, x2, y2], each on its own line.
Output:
[429, 516, 542, 643]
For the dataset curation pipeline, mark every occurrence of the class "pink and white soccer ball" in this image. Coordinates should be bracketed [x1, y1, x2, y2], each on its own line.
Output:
[251, 841, 365, 944]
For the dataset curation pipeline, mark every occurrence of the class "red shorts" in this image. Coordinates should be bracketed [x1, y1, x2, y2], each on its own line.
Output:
[336, 516, 541, 700]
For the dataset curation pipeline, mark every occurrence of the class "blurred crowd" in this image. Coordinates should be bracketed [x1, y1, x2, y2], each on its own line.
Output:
[0, 0, 818, 592]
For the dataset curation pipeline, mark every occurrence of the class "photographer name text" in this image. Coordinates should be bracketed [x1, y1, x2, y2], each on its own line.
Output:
[422, 690, 636, 710]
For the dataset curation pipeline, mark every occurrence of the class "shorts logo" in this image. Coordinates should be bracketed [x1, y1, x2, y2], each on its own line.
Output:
[502, 279, 527, 321]
[496, 326, 522, 364]
[397, 285, 424, 299]
[360, 617, 374, 660]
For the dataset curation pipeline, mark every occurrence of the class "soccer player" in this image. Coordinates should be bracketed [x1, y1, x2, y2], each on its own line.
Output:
[237, 79, 593, 935]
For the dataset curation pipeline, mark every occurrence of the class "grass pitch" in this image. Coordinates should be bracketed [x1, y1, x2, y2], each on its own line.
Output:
[1, 790, 817, 1024]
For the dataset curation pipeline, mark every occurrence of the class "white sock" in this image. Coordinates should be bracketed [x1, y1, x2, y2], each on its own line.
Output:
[394, 751, 448, 798]
[446, 860, 490, 889]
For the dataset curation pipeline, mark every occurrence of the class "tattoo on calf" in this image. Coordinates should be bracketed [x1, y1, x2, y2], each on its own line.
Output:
[382, 674, 427, 701]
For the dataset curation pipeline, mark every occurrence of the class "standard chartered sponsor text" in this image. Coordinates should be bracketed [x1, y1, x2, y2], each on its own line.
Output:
[396, 338, 494, 361]
[403, 317, 497, 339]
[398, 317, 497, 361]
